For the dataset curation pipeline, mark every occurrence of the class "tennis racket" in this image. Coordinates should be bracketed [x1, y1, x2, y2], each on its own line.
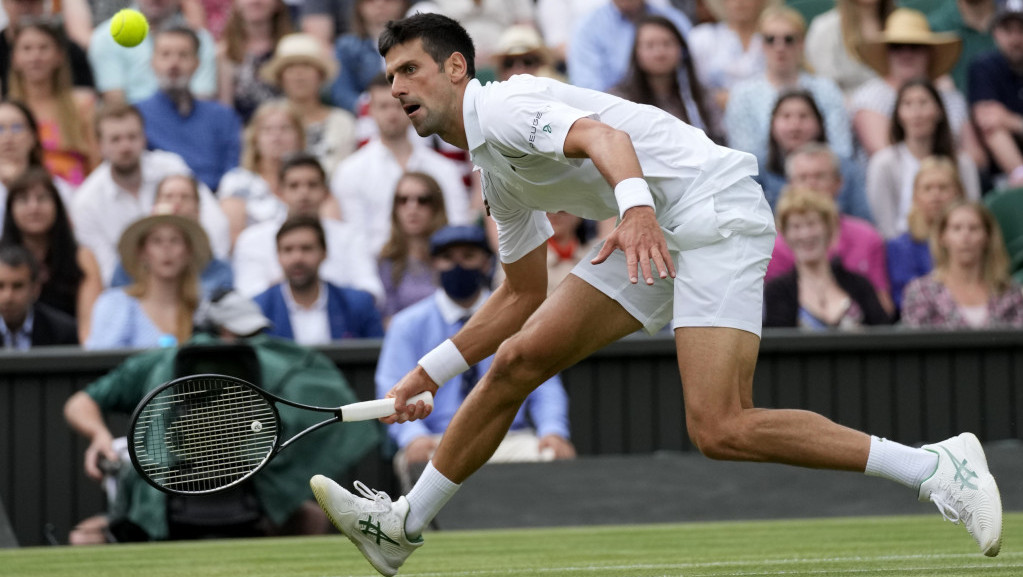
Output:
[127, 373, 432, 496]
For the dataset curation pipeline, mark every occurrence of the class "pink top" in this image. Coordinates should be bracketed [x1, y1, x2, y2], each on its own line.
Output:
[767, 215, 891, 293]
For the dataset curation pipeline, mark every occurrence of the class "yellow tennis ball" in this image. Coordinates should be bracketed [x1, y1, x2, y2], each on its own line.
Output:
[110, 9, 149, 48]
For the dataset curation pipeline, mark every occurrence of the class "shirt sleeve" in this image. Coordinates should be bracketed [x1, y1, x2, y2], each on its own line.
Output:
[375, 312, 433, 448]
[524, 374, 570, 440]
[481, 83, 595, 166]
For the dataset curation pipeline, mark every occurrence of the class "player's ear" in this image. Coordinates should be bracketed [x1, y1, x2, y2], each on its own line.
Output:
[445, 51, 469, 83]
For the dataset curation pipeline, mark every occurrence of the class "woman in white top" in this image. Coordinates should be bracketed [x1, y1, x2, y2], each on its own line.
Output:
[804, 0, 892, 98]
[866, 78, 981, 239]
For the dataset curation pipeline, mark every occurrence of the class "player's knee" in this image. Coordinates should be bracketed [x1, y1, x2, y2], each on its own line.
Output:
[489, 337, 556, 396]
[686, 417, 745, 461]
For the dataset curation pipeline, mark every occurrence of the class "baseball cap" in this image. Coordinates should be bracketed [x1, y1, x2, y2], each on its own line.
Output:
[430, 225, 492, 256]
[205, 291, 272, 337]
[994, 0, 1023, 28]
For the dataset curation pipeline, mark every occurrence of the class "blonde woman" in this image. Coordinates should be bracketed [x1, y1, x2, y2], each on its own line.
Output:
[886, 156, 966, 311]
[805, 0, 893, 98]
[902, 201, 1023, 328]
[216, 0, 292, 121]
[8, 20, 97, 185]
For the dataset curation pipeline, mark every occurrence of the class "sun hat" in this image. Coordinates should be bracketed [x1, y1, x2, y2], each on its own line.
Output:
[493, 25, 549, 60]
[856, 8, 962, 79]
[704, 0, 783, 25]
[117, 205, 212, 282]
[260, 33, 339, 86]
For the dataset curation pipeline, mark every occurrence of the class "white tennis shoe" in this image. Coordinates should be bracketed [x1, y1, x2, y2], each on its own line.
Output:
[917, 433, 1002, 557]
[310, 475, 423, 576]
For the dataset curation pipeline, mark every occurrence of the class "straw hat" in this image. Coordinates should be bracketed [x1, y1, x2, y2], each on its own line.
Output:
[118, 207, 212, 282]
[493, 25, 548, 60]
[260, 33, 339, 86]
[704, 0, 783, 25]
[856, 8, 962, 79]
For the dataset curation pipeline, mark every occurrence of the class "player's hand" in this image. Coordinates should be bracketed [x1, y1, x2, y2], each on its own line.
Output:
[404, 437, 439, 463]
[84, 432, 118, 481]
[538, 434, 576, 460]
[591, 205, 675, 284]
[382, 366, 438, 424]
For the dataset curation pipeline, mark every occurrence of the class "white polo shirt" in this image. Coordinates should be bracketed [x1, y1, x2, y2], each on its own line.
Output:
[462, 75, 766, 264]
[283, 281, 331, 346]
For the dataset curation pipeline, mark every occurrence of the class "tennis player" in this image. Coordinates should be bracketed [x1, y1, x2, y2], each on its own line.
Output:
[311, 13, 1002, 576]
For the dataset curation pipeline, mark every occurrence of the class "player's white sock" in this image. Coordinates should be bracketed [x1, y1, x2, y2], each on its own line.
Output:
[404, 461, 460, 538]
[864, 435, 938, 490]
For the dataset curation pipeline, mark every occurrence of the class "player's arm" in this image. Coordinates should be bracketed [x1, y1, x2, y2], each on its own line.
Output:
[562, 117, 675, 284]
[384, 242, 549, 423]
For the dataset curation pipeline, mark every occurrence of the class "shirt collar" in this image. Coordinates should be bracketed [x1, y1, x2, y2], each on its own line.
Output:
[0, 306, 33, 349]
[434, 287, 490, 325]
[462, 78, 486, 152]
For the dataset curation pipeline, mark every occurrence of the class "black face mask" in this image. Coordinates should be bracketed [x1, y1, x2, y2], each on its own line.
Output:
[440, 264, 487, 300]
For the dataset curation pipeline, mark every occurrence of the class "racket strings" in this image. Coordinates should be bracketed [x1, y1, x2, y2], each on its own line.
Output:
[132, 377, 279, 493]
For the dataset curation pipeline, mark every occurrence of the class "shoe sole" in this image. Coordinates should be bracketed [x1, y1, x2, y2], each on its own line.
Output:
[959, 434, 1003, 557]
[310, 476, 399, 577]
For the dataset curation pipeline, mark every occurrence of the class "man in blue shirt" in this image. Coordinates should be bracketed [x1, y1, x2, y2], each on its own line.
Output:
[376, 225, 574, 490]
[136, 26, 241, 191]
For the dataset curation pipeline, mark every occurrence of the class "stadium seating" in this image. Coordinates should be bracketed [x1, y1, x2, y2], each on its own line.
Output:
[0, 492, 16, 548]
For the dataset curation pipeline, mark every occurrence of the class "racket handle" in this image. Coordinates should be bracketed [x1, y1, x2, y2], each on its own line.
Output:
[340, 391, 434, 422]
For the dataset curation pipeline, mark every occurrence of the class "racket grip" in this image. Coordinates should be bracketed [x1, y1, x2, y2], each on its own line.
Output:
[340, 391, 434, 422]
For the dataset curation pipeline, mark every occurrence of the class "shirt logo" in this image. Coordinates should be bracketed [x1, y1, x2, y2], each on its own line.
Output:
[528, 109, 549, 149]
[542, 124, 552, 134]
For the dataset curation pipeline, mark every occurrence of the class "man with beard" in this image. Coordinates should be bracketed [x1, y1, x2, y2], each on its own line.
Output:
[136, 26, 241, 191]
[254, 215, 383, 344]
[72, 102, 229, 284]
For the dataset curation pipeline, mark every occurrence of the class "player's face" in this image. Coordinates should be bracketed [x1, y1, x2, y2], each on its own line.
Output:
[256, 110, 301, 160]
[0, 104, 35, 163]
[98, 115, 146, 173]
[914, 169, 960, 223]
[771, 98, 820, 154]
[897, 85, 940, 140]
[940, 206, 987, 265]
[10, 183, 56, 236]
[280, 165, 327, 217]
[155, 176, 201, 220]
[152, 33, 199, 91]
[783, 210, 831, 264]
[11, 27, 61, 84]
[140, 224, 191, 280]
[787, 154, 841, 200]
[277, 227, 325, 290]
[394, 176, 436, 237]
[634, 23, 680, 77]
[994, 19, 1023, 67]
[0, 263, 36, 329]
[386, 38, 462, 140]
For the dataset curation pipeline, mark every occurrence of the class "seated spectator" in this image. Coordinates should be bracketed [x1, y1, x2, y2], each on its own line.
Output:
[764, 188, 892, 329]
[851, 8, 981, 162]
[65, 291, 377, 543]
[901, 200, 1023, 328]
[546, 211, 598, 296]
[377, 225, 574, 492]
[887, 156, 966, 312]
[726, 6, 851, 160]
[0, 245, 78, 348]
[110, 175, 234, 300]
[378, 172, 447, 325]
[261, 33, 356, 176]
[968, 2, 1023, 188]
[219, 99, 306, 246]
[758, 90, 866, 215]
[254, 215, 382, 344]
[535, 0, 605, 68]
[927, 0, 998, 96]
[0, 0, 95, 98]
[137, 26, 242, 191]
[611, 15, 721, 142]
[432, 0, 536, 77]
[73, 102, 229, 284]
[215, 0, 290, 122]
[330, 0, 408, 114]
[1, 167, 102, 341]
[766, 144, 891, 312]
[234, 153, 383, 300]
[688, 0, 776, 112]
[330, 74, 470, 257]
[299, 0, 354, 50]
[492, 25, 561, 82]
[88, 0, 218, 103]
[0, 99, 74, 236]
[568, 0, 691, 92]
[85, 210, 210, 349]
[8, 19, 98, 185]
[866, 79, 981, 240]
[804, 0, 890, 99]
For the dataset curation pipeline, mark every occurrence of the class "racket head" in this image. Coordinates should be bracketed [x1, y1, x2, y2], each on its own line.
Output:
[128, 373, 282, 495]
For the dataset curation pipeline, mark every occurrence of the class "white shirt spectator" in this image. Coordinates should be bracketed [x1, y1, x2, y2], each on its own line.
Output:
[217, 168, 286, 230]
[232, 216, 384, 302]
[849, 77, 970, 141]
[283, 281, 332, 346]
[536, 0, 604, 56]
[430, 0, 536, 64]
[72, 150, 230, 284]
[330, 138, 472, 256]
[688, 21, 766, 97]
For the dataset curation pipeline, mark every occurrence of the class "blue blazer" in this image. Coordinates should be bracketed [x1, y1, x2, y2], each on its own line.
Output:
[254, 283, 384, 341]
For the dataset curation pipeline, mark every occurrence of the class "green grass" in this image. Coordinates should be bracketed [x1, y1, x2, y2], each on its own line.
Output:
[3, 513, 1021, 577]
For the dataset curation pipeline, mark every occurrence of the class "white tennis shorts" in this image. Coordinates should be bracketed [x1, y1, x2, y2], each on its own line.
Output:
[571, 176, 776, 337]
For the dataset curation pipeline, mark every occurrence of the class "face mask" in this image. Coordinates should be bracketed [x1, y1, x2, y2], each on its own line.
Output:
[440, 264, 486, 301]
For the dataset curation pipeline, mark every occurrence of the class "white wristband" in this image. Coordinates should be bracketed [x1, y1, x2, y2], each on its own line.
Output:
[614, 177, 654, 218]
[417, 339, 469, 387]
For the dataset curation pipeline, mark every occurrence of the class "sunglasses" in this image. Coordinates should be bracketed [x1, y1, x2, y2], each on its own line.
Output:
[501, 55, 541, 70]
[396, 194, 432, 207]
[763, 34, 797, 47]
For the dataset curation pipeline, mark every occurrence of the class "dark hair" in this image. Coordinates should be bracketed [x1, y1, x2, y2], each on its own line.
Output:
[890, 78, 953, 157]
[612, 16, 721, 142]
[378, 12, 476, 80]
[0, 243, 39, 282]
[278, 152, 326, 184]
[94, 101, 145, 138]
[0, 99, 44, 168]
[155, 25, 202, 55]
[0, 166, 83, 312]
[767, 89, 827, 175]
[276, 214, 327, 251]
